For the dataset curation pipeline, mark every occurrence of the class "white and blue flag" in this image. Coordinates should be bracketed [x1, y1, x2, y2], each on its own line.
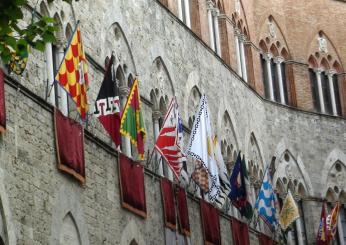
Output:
[254, 168, 278, 229]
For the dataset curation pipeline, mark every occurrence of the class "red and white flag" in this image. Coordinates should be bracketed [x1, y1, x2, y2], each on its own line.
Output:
[154, 98, 186, 179]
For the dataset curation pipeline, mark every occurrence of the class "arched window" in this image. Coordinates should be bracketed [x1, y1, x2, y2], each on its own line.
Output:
[232, 11, 251, 83]
[259, 17, 292, 105]
[60, 213, 81, 245]
[207, 0, 221, 55]
[130, 239, 138, 245]
[273, 150, 309, 244]
[308, 32, 343, 116]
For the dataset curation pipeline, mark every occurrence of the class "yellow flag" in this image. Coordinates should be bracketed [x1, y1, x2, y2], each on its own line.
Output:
[279, 190, 300, 230]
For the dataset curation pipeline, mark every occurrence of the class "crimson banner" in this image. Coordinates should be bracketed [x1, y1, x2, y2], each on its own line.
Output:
[231, 217, 250, 245]
[176, 186, 190, 236]
[160, 178, 177, 230]
[200, 200, 221, 245]
[118, 153, 147, 218]
[0, 68, 6, 133]
[54, 109, 85, 184]
[258, 233, 275, 245]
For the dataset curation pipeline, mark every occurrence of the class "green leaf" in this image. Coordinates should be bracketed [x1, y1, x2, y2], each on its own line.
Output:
[33, 40, 45, 51]
[42, 32, 56, 43]
[4, 35, 17, 49]
[0, 26, 12, 36]
[42, 16, 55, 24]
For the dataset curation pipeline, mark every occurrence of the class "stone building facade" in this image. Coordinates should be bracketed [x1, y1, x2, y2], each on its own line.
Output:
[0, 0, 345, 244]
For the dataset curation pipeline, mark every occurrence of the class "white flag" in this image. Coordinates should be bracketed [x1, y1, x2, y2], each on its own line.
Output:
[186, 95, 220, 202]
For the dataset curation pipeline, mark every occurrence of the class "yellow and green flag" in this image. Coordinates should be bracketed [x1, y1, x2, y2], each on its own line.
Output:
[279, 190, 300, 230]
[120, 78, 146, 160]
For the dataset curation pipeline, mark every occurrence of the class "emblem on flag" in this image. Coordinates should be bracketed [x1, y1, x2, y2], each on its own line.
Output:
[186, 95, 220, 202]
[316, 202, 328, 245]
[326, 202, 340, 242]
[279, 190, 300, 230]
[55, 21, 89, 120]
[94, 55, 121, 146]
[154, 97, 186, 179]
[228, 153, 253, 219]
[120, 78, 146, 160]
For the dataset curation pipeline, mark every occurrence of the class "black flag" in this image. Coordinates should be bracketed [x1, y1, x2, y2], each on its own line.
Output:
[94, 55, 121, 146]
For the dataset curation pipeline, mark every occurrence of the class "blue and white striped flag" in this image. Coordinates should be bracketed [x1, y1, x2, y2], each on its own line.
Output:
[254, 168, 278, 229]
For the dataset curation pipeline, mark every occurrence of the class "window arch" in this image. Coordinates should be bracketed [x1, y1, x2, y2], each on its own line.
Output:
[259, 16, 294, 105]
[60, 213, 81, 245]
[129, 239, 138, 245]
[207, 0, 221, 55]
[231, 6, 254, 85]
[273, 150, 309, 244]
[307, 31, 343, 116]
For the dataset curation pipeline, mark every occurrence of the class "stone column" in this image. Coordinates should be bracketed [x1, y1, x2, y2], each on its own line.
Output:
[57, 42, 69, 116]
[177, 0, 183, 21]
[239, 35, 248, 82]
[183, 0, 191, 28]
[213, 8, 221, 56]
[264, 53, 274, 101]
[234, 29, 243, 76]
[119, 85, 132, 157]
[274, 56, 286, 104]
[315, 69, 325, 113]
[327, 71, 338, 116]
[337, 216, 345, 245]
[45, 43, 56, 106]
[294, 196, 305, 245]
[152, 110, 163, 176]
[207, 1, 215, 51]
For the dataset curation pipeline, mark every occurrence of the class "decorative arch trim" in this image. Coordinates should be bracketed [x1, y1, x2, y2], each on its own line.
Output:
[106, 22, 137, 75]
[216, 99, 240, 151]
[271, 138, 313, 196]
[49, 184, 89, 245]
[120, 220, 146, 245]
[321, 149, 346, 195]
[152, 56, 175, 95]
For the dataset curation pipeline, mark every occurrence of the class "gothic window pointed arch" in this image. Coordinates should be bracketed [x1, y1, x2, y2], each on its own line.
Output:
[230, 1, 254, 85]
[59, 212, 82, 245]
[273, 150, 309, 244]
[129, 239, 138, 245]
[259, 16, 294, 105]
[307, 31, 344, 116]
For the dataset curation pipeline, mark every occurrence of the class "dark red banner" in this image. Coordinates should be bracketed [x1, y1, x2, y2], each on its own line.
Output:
[54, 109, 85, 184]
[258, 233, 275, 245]
[0, 68, 6, 133]
[231, 217, 250, 245]
[160, 178, 177, 230]
[200, 200, 221, 245]
[118, 153, 147, 218]
[176, 186, 190, 236]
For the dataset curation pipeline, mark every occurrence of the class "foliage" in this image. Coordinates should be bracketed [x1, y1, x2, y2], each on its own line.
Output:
[0, 0, 72, 64]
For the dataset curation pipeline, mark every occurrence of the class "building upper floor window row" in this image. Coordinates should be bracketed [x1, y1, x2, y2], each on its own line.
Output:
[159, 0, 345, 118]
